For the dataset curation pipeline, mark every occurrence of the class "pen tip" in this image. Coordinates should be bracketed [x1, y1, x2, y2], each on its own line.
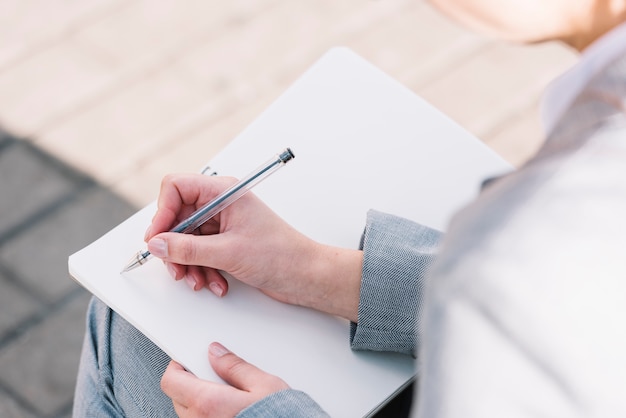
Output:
[121, 259, 141, 273]
[120, 265, 133, 274]
[121, 250, 151, 274]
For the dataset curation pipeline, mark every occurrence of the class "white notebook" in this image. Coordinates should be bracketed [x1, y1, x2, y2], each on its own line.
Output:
[69, 48, 511, 417]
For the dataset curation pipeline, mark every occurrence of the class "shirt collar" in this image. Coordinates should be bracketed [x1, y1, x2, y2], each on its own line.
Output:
[541, 22, 626, 136]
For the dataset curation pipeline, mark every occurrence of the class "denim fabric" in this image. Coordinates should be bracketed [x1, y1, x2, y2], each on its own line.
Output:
[73, 297, 175, 417]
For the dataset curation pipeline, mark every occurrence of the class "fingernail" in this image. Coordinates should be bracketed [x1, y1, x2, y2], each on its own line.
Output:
[166, 263, 177, 280]
[148, 238, 168, 258]
[143, 225, 152, 241]
[184, 275, 196, 291]
[209, 342, 230, 358]
[209, 282, 224, 298]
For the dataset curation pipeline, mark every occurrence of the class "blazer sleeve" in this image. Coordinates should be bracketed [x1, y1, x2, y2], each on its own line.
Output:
[350, 209, 442, 356]
[237, 210, 442, 416]
[236, 389, 329, 418]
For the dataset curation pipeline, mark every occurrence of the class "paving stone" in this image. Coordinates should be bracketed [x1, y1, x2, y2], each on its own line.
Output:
[171, 1, 304, 97]
[0, 41, 114, 136]
[0, 187, 135, 303]
[0, 127, 14, 145]
[0, 0, 120, 52]
[38, 69, 207, 186]
[416, 41, 576, 139]
[0, 142, 80, 238]
[0, 388, 36, 418]
[0, 0, 123, 71]
[0, 293, 91, 416]
[0, 268, 40, 338]
[349, 1, 486, 87]
[76, 0, 277, 65]
[0, 0, 272, 139]
[112, 96, 272, 206]
[174, 0, 413, 96]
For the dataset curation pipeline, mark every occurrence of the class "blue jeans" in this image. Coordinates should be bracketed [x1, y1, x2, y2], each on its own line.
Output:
[73, 297, 414, 417]
[73, 297, 176, 417]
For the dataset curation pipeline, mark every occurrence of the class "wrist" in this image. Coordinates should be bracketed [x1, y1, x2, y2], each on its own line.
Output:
[301, 242, 363, 323]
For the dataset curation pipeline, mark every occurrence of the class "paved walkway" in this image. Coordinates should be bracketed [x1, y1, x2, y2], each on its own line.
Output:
[0, 0, 577, 416]
[0, 132, 135, 417]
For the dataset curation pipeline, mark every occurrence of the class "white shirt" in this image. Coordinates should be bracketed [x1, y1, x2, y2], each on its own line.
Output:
[541, 22, 626, 136]
[417, 21, 626, 418]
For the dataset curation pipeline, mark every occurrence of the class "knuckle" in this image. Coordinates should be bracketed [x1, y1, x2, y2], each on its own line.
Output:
[262, 375, 289, 393]
[196, 397, 213, 415]
[180, 237, 197, 263]
[224, 356, 248, 379]
[160, 374, 172, 394]
[161, 173, 177, 188]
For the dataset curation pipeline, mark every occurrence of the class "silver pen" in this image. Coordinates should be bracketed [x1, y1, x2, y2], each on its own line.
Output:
[121, 148, 295, 273]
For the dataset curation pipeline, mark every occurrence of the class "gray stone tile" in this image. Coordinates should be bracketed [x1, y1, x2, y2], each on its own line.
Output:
[0, 187, 135, 303]
[0, 268, 39, 338]
[0, 292, 91, 416]
[0, 127, 13, 146]
[0, 388, 36, 418]
[0, 41, 115, 136]
[0, 0, 120, 71]
[0, 142, 80, 238]
[55, 407, 73, 418]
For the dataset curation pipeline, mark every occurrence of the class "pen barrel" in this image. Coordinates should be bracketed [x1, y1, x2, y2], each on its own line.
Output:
[172, 148, 294, 234]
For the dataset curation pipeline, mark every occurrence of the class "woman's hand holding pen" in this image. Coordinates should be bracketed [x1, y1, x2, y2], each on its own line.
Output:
[144, 173, 363, 322]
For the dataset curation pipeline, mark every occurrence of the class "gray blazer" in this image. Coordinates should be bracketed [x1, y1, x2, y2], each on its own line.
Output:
[239, 53, 626, 417]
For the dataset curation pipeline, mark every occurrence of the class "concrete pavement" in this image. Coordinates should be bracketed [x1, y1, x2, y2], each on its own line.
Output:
[0, 133, 135, 417]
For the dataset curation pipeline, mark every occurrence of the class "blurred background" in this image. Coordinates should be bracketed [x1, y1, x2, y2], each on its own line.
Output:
[0, 0, 576, 416]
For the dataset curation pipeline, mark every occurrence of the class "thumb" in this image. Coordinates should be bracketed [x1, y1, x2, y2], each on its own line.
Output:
[208, 342, 288, 393]
[148, 232, 232, 267]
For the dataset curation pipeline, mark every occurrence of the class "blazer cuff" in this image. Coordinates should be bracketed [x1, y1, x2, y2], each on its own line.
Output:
[236, 389, 329, 418]
[350, 209, 442, 356]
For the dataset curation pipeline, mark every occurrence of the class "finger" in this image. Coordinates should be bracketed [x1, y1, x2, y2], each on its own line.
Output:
[164, 261, 186, 281]
[164, 260, 228, 296]
[149, 175, 186, 240]
[161, 361, 198, 407]
[201, 268, 229, 297]
[183, 265, 203, 291]
[163, 361, 254, 418]
[189, 265, 229, 297]
[147, 175, 237, 241]
[148, 231, 236, 270]
[185, 265, 227, 295]
[171, 400, 188, 418]
[208, 343, 286, 393]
